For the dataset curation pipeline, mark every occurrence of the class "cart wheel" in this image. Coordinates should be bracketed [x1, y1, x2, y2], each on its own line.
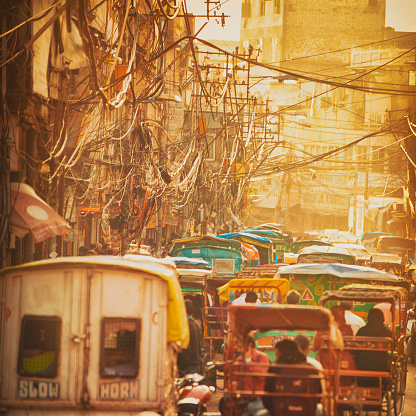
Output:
[203, 354, 216, 387]
[393, 364, 406, 416]
[385, 391, 392, 416]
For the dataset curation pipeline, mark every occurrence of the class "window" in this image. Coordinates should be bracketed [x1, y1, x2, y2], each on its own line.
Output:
[243, 39, 249, 55]
[100, 318, 141, 378]
[18, 316, 61, 378]
[242, 0, 251, 18]
[357, 146, 367, 163]
[271, 37, 277, 62]
[274, 0, 281, 14]
[205, 137, 215, 161]
[259, 0, 266, 16]
[256, 38, 263, 62]
[372, 146, 386, 174]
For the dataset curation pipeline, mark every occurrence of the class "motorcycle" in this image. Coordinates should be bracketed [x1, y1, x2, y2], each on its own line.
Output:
[175, 366, 216, 416]
[407, 307, 416, 363]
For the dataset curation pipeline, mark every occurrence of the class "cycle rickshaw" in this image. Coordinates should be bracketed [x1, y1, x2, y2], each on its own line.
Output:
[203, 278, 290, 387]
[319, 284, 410, 416]
[222, 304, 344, 416]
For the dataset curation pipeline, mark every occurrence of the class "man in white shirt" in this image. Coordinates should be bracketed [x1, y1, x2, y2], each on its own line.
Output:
[340, 301, 365, 335]
[232, 291, 261, 305]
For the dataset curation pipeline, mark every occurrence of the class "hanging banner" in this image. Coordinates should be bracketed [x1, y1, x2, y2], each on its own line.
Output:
[166, 101, 184, 141]
[32, 0, 55, 98]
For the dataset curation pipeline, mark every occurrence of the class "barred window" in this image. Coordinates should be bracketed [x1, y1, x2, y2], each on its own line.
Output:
[100, 318, 141, 378]
[242, 0, 251, 18]
[274, 0, 280, 14]
[18, 316, 61, 378]
[259, 0, 266, 16]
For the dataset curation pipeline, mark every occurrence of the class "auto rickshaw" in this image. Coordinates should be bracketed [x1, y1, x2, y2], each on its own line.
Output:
[217, 232, 273, 265]
[318, 284, 410, 416]
[222, 304, 343, 416]
[0, 256, 188, 416]
[202, 278, 290, 372]
[241, 228, 289, 263]
[297, 245, 356, 265]
[371, 253, 405, 277]
[290, 239, 333, 254]
[173, 256, 213, 328]
[375, 236, 415, 261]
[333, 243, 372, 267]
[170, 235, 245, 276]
[276, 262, 402, 311]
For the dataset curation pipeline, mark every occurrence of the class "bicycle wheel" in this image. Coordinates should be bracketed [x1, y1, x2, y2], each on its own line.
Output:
[393, 363, 407, 416]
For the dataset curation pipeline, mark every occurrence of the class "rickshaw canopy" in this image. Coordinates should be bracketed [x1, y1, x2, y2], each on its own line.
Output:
[290, 239, 333, 254]
[276, 263, 400, 280]
[228, 304, 341, 344]
[319, 284, 408, 307]
[242, 228, 284, 241]
[371, 253, 403, 265]
[218, 277, 290, 303]
[297, 245, 355, 264]
[217, 231, 272, 248]
[170, 235, 242, 250]
[172, 256, 212, 270]
[258, 223, 287, 232]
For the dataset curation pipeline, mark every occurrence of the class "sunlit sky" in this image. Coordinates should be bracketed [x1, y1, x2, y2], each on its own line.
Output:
[186, 0, 416, 41]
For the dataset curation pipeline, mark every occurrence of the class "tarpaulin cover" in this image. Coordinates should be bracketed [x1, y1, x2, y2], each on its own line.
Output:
[241, 242, 260, 262]
[277, 263, 399, 281]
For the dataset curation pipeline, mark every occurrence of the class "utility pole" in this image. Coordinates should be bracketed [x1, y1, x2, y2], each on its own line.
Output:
[352, 146, 358, 235]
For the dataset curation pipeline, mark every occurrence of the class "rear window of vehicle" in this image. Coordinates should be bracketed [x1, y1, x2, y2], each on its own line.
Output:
[100, 318, 141, 378]
[18, 315, 61, 378]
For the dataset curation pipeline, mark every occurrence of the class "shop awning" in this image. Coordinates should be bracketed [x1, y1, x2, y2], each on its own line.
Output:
[10, 182, 70, 243]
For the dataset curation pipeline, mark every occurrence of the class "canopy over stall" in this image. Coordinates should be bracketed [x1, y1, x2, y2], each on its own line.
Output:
[10, 182, 70, 243]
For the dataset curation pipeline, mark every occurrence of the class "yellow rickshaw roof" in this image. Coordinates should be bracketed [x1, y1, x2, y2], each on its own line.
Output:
[218, 277, 290, 303]
[1, 255, 189, 348]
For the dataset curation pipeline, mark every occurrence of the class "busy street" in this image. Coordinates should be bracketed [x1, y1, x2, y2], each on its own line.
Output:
[1, 0, 416, 416]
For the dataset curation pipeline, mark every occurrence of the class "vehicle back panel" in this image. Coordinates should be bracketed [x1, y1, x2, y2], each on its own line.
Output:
[0, 259, 177, 416]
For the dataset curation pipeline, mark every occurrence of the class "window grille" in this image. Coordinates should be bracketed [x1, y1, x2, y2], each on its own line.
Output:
[100, 318, 141, 378]
[274, 0, 280, 14]
[242, 0, 251, 18]
[259, 0, 266, 16]
[18, 316, 61, 378]
[271, 37, 277, 62]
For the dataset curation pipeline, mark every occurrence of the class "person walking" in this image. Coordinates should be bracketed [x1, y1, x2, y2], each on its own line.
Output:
[177, 299, 203, 376]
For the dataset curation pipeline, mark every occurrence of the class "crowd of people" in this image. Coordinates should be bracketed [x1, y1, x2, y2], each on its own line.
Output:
[77, 238, 173, 257]
[78, 242, 116, 256]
